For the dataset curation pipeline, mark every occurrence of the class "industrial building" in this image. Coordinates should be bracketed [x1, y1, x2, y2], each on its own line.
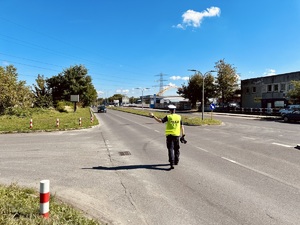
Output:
[241, 71, 300, 108]
[141, 94, 191, 110]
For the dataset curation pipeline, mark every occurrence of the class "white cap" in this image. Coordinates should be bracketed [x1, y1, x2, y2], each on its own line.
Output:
[168, 104, 176, 109]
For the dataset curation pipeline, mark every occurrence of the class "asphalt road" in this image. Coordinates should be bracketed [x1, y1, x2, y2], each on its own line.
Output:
[1, 109, 300, 225]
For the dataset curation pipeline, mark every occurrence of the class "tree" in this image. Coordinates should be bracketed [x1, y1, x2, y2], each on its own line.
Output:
[214, 59, 239, 104]
[0, 65, 33, 114]
[177, 72, 216, 108]
[46, 65, 97, 107]
[108, 94, 123, 104]
[46, 73, 66, 104]
[129, 96, 139, 104]
[32, 74, 53, 108]
[287, 80, 300, 103]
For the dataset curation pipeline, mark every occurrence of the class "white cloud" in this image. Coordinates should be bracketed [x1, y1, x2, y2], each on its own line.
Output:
[263, 69, 276, 76]
[97, 90, 104, 98]
[168, 83, 177, 87]
[174, 24, 184, 29]
[175, 7, 221, 29]
[97, 90, 104, 95]
[170, 76, 190, 81]
[170, 76, 181, 80]
[115, 89, 129, 94]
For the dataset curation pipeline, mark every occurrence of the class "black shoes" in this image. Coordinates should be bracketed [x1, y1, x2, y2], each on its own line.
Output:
[170, 164, 174, 169]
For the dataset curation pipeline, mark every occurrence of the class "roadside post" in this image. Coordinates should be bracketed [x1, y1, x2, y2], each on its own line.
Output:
[210, 103, 215, 120]
[70, 95, 79, 112]
[40, 180, 50, 218]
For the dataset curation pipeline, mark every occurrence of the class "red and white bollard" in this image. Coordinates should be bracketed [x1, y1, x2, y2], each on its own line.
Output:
[29, 119, 33, 129]
[90, 115, 93, 123]
[79, 117, 82, 126]
[40, 180, 50, 218]
[56, 118, 59, 127]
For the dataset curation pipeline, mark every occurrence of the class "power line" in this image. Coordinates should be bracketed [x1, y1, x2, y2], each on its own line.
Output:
[0, 17, 155, 77]
[1, 52, 153, 85]
[1, 16, 169, 93]
[0, 53, 63, 68]
[154, 73, 168, 94]
[0, 58, 60, 72]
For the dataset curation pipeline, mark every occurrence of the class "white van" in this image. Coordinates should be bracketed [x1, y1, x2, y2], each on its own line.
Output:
[279, 105, 300, 116]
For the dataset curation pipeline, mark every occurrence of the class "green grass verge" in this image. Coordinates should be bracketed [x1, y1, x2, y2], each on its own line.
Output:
[0, 108, 99, 133]
[0, 183, 102, 225]
[110, 107, 222, 126]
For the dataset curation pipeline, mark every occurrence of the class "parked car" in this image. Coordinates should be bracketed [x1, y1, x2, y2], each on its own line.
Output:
[279, 105, 300, 116]
[98, 105, 107, 113]
[282, 110, 300, 122]
[228, 102, 240, 108]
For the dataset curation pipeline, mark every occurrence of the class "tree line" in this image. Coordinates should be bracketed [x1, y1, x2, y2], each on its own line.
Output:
[0, 64, 97, 115]
[1, 59, 299, 115]
[177, 59, 240, 108]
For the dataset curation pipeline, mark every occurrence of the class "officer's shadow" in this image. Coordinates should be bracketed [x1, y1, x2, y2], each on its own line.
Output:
[83, 164, 172, 171]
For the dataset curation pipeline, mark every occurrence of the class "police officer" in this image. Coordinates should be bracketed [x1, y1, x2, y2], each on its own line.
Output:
[149, 105, 185, 169]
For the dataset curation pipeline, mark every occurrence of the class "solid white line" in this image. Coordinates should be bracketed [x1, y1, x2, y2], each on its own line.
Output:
[272, 142, 293, 148]
[154, 130, 160, 133]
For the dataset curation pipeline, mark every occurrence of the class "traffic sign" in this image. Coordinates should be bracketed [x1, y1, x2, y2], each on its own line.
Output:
[210, 103, 215, 110]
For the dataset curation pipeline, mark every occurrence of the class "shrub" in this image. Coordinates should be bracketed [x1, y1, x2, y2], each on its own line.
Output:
[56, 101, 68, 113]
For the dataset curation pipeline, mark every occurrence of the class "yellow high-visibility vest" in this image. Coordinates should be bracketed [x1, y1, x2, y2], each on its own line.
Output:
[165, 114, 181, 136]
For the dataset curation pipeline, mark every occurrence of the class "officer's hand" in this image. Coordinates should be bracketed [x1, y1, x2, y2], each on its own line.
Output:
[180, 135, 187, 144]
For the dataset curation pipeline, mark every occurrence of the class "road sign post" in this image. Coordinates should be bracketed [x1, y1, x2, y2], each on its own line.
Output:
[210, 103, 215, 120]
[70, 95, 79, 112]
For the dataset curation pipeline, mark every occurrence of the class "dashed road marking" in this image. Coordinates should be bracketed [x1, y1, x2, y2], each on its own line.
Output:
[242, 136, 256, 140]
[221, 157, 238, 164]
[195, 146, 209, 152]
[272, 142, 294, 148]
[220, 156, 300, 190]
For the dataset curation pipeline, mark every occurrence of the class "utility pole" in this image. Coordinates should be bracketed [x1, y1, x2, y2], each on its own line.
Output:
[188, 70, 216, 120]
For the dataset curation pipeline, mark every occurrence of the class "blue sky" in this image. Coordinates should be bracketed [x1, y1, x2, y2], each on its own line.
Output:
[1, 0, 300, 98]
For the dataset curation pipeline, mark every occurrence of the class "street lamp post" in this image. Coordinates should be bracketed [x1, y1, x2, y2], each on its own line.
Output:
[135, 87, 150, 109]
[188, 69, 216, 120]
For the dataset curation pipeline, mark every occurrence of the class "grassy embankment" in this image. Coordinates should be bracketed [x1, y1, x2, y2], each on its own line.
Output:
[0, 183, 102, 225]
[0, 107, 103, 224]
[0, 107, 99, 133]
[110, 107, 222, 126]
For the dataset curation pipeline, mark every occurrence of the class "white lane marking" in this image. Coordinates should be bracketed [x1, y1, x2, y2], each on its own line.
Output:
[242, 136, 256, 140]
[272, 142, 294, 148]
[195, 146, 209, 152]
[221, 157, 237, 164]
[154, 130, 160, 133]
[221, 156, 300, 190]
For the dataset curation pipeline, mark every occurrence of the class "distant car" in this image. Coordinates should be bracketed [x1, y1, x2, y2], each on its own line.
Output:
[282, 110, 300, 122]
[98, 105, 107, 113]
[280, 108, 295, 116]
[279, 105, 300, 116]
[228, 102, 240, 108]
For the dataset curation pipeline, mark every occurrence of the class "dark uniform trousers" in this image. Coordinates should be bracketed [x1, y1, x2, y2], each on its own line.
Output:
[166, 135, 180, 165]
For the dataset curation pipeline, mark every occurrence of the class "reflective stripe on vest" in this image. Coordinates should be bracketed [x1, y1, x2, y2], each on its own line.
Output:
[165, 114, 181, 136]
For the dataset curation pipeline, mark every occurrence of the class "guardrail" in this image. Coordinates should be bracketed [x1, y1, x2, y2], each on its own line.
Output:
[213, 107, 281, 116]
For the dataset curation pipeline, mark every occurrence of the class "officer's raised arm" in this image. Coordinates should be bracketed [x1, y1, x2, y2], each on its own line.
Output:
[149, 112, 162, 123]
